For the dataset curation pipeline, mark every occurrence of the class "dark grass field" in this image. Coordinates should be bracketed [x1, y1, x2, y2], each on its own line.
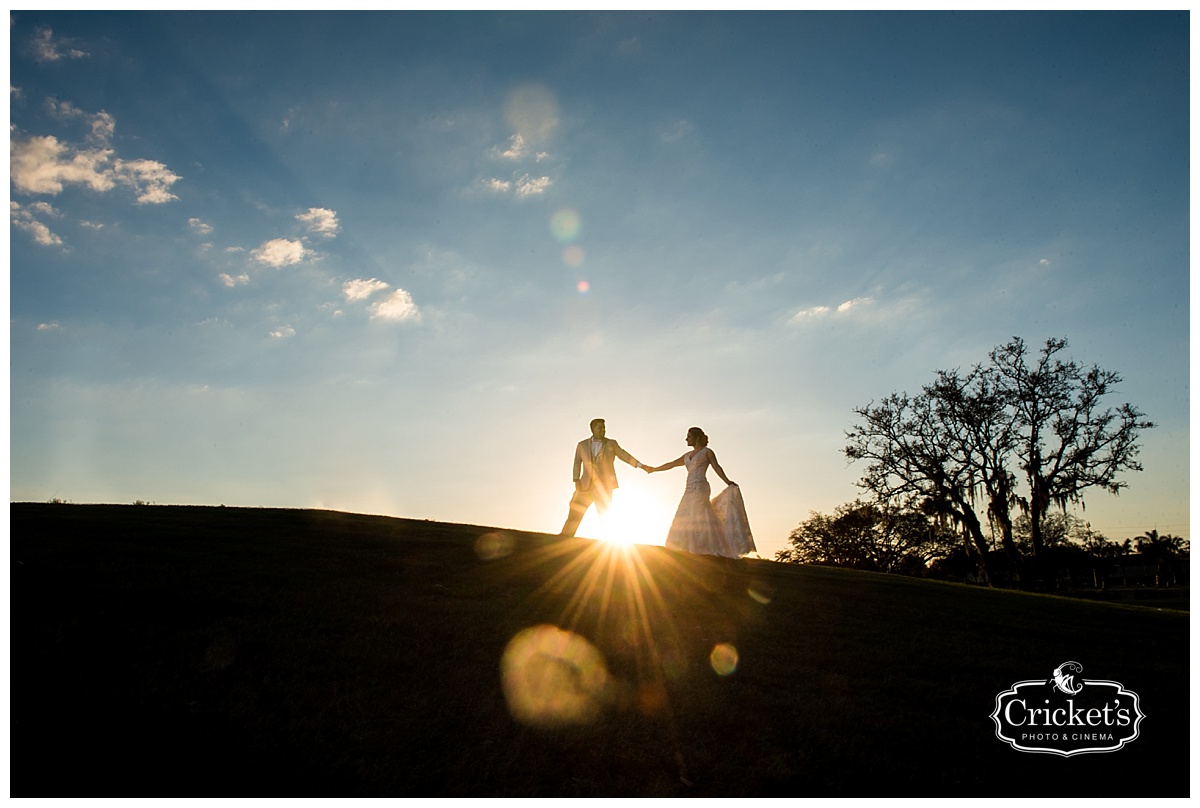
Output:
[10, 503, 1190, 797]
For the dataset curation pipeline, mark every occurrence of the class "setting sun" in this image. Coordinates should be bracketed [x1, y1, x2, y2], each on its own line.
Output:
[577, 488, 674, 547]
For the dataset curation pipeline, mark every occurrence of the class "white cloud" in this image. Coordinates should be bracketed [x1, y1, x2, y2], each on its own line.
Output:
[37, 321, 61, 331]
[30, 27, 88, 63]
[370, 289, 421, 322]
[343, 278, 389, 301]
[269, 325, 296, 339]
[45, 100, 114, 143]
[514, 174, 552, 197]
[10, 200, 63, 246]
[789, 305, 832, 322]
[218, 273, 250, 287]
[491, 133, 529, 161]
[837, 296, 874, 313]
[11, 135, 114, 195]
[189, 217, 214, 236]
[296, 207, 339, 238]
[251, 238, 311, 267]
[789, 297, 875, 324]
[113, 158, 180, 204]
[27, 200, 60, 217]
[11, 104, 181, 205]
[484, 178, 512, 193]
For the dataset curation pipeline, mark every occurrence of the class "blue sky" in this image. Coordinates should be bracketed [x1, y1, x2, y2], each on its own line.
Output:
[9, 11, 1189, 558]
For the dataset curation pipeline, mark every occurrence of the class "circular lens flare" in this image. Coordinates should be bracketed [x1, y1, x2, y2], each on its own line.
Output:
[475, 531, 514, 560]
[576, 280, 590, 295]
[501, 625, 611, 727]
[550, 209, 582, 243]
[505, 83, 559, 145]
[710, 643, 739, 676]
[562, 245, 585, 267]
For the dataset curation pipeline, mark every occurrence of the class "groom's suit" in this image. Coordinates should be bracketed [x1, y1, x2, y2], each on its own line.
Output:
[560, 436, 640, 537]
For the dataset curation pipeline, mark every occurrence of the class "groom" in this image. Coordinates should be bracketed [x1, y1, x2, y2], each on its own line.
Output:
[559, 418, 646, 537]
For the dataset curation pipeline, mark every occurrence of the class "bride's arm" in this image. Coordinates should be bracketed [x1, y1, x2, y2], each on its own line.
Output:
[706, 449, 736, 487]
[644, 454, 686, 474]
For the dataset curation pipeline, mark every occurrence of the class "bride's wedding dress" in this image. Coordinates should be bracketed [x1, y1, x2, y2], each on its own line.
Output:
[664, 448, 755, 558]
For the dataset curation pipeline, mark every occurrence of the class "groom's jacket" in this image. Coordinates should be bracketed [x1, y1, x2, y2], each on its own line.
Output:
[573, 437, 637, 493]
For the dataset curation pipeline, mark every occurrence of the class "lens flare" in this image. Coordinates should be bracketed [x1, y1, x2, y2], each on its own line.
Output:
[747, 581, 775, 605]
[550, 208, 582, 243]
[505, 83, 559, 145]
[562, 245, 585, 267]
[709, 643, 739, 676]
[577, 280, 590, 295]
[501, 624, 611, 727]
[475, 531, 514, 561]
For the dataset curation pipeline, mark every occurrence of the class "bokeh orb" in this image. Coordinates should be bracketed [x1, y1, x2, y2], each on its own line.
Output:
[550, 208, 582, 243]
[501, 624, 611, 727]
[562, 245, 585, 267]
[474, 531, 514, 561]
[709, 643, 739, 676]
[505, 83, 559, 145]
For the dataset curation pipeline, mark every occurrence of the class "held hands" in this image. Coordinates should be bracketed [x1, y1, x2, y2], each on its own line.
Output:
[640, 463, 656, 473]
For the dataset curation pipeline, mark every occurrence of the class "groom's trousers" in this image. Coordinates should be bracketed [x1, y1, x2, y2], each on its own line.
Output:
[560, 483, 613, 537]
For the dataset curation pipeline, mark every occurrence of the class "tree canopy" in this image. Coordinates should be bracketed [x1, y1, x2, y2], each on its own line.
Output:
[841, 336, 1153, 588]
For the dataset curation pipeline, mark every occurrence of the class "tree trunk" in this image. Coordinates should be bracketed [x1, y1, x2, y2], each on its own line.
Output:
[989, 497, 1024, 587]
[957, 506, 996, 586]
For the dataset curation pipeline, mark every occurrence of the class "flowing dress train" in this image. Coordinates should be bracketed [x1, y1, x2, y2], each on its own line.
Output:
[664, 448, 756, 558]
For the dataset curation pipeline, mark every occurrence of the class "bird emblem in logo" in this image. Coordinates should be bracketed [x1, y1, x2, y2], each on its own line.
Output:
[1049, 661, 1084, 695]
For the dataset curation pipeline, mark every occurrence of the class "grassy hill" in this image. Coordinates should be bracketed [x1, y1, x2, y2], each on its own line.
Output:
[10, 503, 1190, 797]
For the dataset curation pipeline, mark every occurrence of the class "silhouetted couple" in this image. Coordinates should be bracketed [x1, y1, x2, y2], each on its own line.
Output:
[559, 418, 755, 558]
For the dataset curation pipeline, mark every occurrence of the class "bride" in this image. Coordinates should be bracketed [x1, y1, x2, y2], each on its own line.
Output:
[644, 427, 755, 558]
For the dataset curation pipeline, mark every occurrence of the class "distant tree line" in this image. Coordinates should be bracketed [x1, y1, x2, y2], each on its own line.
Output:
[776, 337, 1176, 590]
[776, 505, 1188, 590]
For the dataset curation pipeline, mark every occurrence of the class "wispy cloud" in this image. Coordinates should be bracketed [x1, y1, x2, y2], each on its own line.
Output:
[296, 207, 339, 238]
[369, 289, 421, 322]
[837, 296, 873, 313]
[661, 119, 694, 143]
[11, 200, 63, 246]
[514, 174, 552, 197]
[188, 217, 213, 236]
[491, 133, 529, 161]
[789, 296, 875, 324]
[268, 325, 296, 339]
[29, 26, 88, 63]
[343, 278, 389, 302]
[251, 238, 311, 268]
[218, 273, 250, 288]
[45, 99, 113, 142]
[117, 158, 181, 204]
[483, 127, 555, 198]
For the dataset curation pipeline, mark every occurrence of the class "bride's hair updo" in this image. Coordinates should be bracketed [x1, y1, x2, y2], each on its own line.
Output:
[688, 427, 709, 447]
